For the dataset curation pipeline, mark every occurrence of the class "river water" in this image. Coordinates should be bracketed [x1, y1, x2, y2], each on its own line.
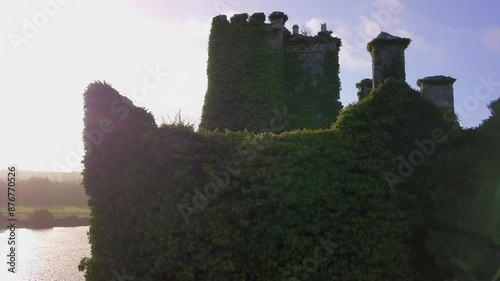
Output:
[0, 226, 90, 281]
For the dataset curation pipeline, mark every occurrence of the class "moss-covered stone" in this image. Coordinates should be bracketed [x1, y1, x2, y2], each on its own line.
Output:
[367, 32, 411, 53]
[417, 75, 456, 87]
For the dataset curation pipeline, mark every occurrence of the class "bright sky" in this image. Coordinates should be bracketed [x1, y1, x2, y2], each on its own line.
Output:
[1, 0, 499, 172]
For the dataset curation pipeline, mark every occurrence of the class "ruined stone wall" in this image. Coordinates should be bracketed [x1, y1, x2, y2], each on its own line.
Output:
[286, 40, 339, 77]
[283, 34, 342, 129]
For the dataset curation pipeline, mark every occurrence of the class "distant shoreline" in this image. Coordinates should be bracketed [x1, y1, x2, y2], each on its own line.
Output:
[1, 216, 89, 230]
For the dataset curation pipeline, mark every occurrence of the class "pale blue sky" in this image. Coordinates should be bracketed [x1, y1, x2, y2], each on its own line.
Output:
[0, 0, 499, 172]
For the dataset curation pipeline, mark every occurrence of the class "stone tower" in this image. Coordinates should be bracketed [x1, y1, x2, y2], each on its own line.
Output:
[417, 75, 456, 110]
[367, 32, 411, 89]
[269, 11, 287, 48]
[200, 11, 343, 131]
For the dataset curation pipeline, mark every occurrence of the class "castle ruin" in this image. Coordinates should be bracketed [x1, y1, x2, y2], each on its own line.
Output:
[361, 31, 456, 110]
[200, 11, 342, 131]
[200, 12, 456, 132]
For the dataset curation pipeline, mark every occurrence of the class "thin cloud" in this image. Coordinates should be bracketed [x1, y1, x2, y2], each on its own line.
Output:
[333, 19, 372, 72]
[481, 25, 500, 53]
[304, 17, 323, 34]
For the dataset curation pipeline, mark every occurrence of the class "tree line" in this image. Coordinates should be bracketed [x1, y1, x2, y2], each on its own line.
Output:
[0, 177, 87, 207]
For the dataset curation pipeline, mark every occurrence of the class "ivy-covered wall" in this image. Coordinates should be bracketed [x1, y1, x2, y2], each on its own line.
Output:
[78, 14, 498, 281]
[200, 12, 342, 132]
[285, 35, 342, 129]
[79, 79, 499, 281]
[199, 13, 286, 132]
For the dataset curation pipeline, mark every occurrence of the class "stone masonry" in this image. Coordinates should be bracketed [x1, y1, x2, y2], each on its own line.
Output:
[368, 32, 410, 89]
[417, 76, 456, 110]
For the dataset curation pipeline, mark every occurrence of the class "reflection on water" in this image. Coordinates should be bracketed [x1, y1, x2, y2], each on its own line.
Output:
[0, 226, 90, 281]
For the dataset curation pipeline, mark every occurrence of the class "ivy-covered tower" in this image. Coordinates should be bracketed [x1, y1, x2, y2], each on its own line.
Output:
[200, 11, 342, 132]
[367, 32, 411, 89]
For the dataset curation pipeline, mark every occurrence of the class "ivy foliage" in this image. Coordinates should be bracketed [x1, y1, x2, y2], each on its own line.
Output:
[409, 99, 500, 281]
[80, 78, 498, 281]
[284, 47, 342, 129]
[356, 78, 372, 101]
[367, 36, 411, 53]
[200, 13, 342, 132]
[199, 14, 286, 132]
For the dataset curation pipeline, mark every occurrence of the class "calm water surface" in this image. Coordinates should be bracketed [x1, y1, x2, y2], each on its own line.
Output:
[0, 226, 90, 281]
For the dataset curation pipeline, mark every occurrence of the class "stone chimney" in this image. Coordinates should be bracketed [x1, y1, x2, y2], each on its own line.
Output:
[321, 23, 327, 32]
[269, 11, 287, 48]
[356, 78, 373, 101]
[417, 76, 456, 110]
[367, 32, 411, 89]
[292, 24, 299, 35]
[318, 23, 333, 36]
[269, 11, 286, 29]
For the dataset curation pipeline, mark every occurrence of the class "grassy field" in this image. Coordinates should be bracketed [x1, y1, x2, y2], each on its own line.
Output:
[1, 205, 90, 220]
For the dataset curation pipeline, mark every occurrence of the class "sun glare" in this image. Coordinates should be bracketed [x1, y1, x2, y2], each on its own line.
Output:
[1, 0, 209, 172]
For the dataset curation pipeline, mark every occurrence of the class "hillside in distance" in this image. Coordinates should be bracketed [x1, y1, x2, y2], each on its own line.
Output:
[0, 169, 82, 183]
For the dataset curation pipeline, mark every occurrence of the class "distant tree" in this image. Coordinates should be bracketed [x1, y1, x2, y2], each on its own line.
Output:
[0, 178, 88, 208]
[301, 26, 312, 36]
[27, 176, 51, 182]
[30, 209, 54, 228]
